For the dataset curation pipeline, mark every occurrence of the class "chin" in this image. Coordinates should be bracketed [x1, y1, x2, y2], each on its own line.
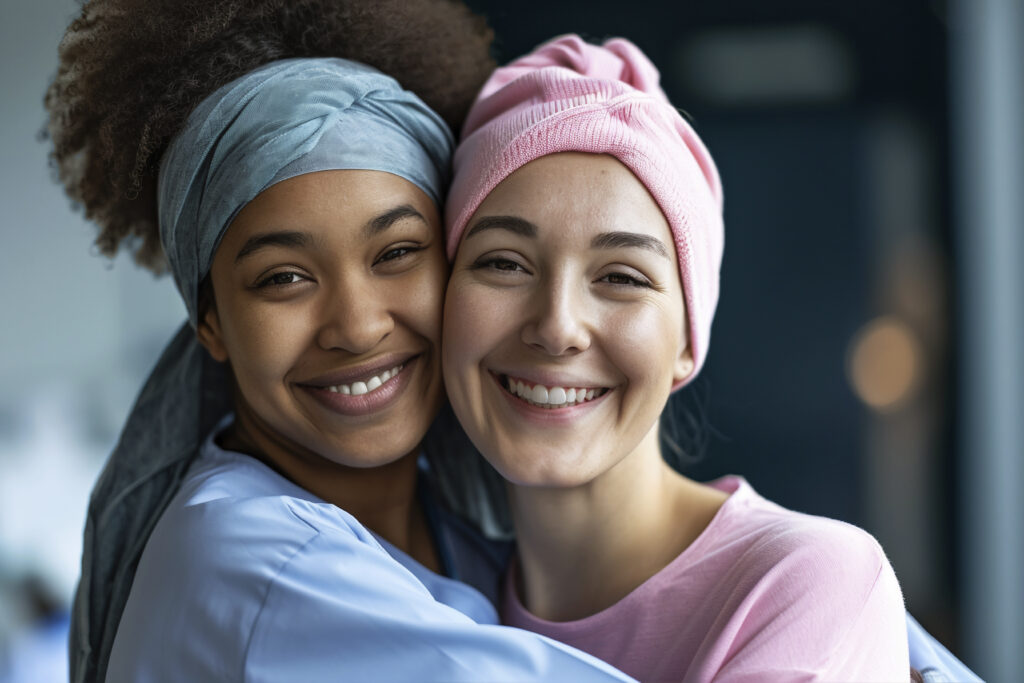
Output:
[492, 454, 601, 490]
[320, 430, 425, 469]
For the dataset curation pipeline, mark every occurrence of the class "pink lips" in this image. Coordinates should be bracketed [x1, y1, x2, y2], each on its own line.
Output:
[301, 356, 418, 417]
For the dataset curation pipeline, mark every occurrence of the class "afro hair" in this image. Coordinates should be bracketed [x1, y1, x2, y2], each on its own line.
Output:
[45, 0, 495, 272]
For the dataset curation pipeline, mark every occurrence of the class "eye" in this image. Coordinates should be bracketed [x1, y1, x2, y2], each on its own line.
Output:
[254, 271, 307, 288]
[599, 271, 652, 288]
[375, 244, 423, 265]
[474, 256, 528, 274]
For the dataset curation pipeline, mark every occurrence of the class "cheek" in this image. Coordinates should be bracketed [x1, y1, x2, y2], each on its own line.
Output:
[220, 298, 312, 386]
[605, 302, 683, 389]
[404, 258, 447, 344]
[443, 280, 515, 370]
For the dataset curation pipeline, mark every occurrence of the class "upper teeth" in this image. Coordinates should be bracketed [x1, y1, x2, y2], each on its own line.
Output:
[505, 376, 601, 407]
[327, 364, 403, 396]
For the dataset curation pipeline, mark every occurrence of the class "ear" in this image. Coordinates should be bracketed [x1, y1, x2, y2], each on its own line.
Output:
[672, 345, 695, 385]
[196, 306, 229, 363]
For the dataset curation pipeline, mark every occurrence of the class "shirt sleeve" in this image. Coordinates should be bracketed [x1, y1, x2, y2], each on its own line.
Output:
[816, 554, 910, 681]
[707, 521, 910, 683]
[242, 502, 635, 683]
[906, 612, 983, 683]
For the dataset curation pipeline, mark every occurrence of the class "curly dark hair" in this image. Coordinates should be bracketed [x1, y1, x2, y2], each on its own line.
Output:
[45, 0, 494, 272]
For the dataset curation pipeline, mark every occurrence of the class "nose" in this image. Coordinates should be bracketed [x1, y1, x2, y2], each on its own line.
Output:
[316, 276, 394, 354]
[520, 275, 591, 356]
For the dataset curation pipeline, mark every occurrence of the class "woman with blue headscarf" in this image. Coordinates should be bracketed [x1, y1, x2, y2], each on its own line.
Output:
[45, 2, 632, 681]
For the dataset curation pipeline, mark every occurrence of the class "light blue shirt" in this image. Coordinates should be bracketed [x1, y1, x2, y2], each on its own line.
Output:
[906, 613, 984, 683]
[106, 425, 633, 683]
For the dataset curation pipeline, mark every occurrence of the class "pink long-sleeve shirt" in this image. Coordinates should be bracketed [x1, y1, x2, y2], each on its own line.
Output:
[503, 477, 909, 682]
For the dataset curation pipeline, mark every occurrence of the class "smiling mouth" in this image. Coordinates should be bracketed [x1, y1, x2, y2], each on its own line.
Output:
[499, 374, 610, 409]
[298, 356, 422, 418]
[322, 363, 404, 396]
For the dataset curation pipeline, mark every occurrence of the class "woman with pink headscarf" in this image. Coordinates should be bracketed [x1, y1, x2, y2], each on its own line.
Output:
[442, 34, 910, 681]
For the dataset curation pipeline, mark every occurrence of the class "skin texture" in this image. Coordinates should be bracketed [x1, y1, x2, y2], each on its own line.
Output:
[444, 152, 693, 487]
[443, 152, 725, 620]
[197, 169, 447, 567]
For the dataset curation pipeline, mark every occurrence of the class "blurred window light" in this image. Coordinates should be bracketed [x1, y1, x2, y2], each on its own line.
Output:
[846, 316, 924, 412]
[674, 24, 856, 106]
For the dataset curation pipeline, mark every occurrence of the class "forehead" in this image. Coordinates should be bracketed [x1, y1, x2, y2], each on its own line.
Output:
[471, 152, 670, 243]
[222, 169, 437, 246]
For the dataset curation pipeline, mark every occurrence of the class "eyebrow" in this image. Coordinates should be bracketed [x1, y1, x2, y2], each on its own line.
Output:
[364, 204, 427, 238]
[234, 204, 427, 263]
[463, 216, 670, 260]
[591, 231, 671, 259]
[464, 215, 538, 240]
[235, 231, 311, 263]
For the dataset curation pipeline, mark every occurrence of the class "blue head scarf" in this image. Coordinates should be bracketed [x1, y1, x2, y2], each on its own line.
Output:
[159, 57, 452, 325]
[71, 58, 455, 683]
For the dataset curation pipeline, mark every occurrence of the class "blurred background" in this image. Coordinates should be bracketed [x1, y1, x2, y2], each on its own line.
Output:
[1, 0, 1020, 681]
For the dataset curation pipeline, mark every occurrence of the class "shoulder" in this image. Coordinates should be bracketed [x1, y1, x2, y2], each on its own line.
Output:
[158, 452, 373, 559]
[692, 478, 906, 642]
[136, 447, 391, 614]
[706, 477, 892, 593]
[740, 511, 901, 634]
[684, 481, 909, 679]
[108, 450, 385, 680]
[693, 479, 908, 680]
[174, 439, 376, 542]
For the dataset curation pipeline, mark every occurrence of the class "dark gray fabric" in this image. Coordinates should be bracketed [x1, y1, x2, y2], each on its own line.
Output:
[71, 325, 231, 683]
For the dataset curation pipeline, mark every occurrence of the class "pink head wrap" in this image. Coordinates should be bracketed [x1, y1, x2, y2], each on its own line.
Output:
[446, 34, 724, 387]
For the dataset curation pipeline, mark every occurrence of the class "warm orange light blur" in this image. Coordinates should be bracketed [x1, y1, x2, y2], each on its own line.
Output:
[846, 316, 923, 412]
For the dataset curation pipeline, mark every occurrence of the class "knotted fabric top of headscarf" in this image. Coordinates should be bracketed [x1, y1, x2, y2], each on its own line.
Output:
[446, 35, 723, 389]
[70, 57, 453, 683]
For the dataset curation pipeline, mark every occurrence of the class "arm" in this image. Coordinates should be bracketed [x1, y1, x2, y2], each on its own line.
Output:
[244, 522, 634, 682]
[906, 612, 983, 683]
[107, 489, 634, 683]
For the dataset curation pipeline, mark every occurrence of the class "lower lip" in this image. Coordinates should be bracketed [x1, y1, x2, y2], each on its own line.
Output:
[300, 357, 419, 417]
[491, 372, 610, 425]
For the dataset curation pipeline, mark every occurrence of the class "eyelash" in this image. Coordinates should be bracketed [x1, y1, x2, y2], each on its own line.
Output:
[473, 256, 526, 273]
[473, 257, 652, 288]
[253, 271, 308, 289]
[375, 244, 423, 265]
[251, 243, 425, 289]
[600, 272, 652, 288]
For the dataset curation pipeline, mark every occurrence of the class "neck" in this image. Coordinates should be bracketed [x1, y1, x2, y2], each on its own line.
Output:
[508, 424, 725, 622]
[225, 395, 438, 572]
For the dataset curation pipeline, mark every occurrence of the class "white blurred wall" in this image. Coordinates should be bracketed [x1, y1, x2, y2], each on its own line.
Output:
[0, 0, 186, 634]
